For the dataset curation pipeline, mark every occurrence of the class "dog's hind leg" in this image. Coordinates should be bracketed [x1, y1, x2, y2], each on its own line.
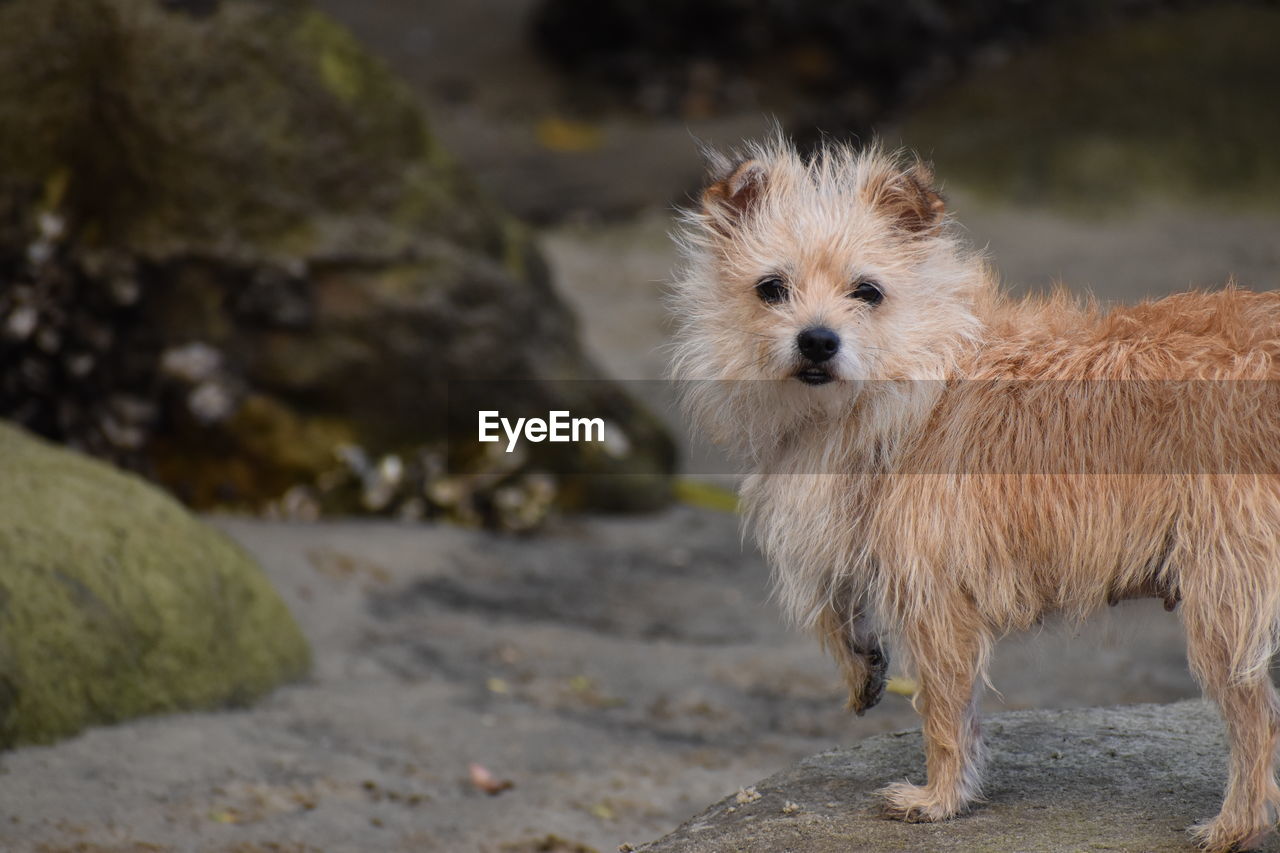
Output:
[1182, 561, 1280, 853]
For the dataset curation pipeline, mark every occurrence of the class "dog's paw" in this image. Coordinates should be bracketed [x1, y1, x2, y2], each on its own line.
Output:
[1189, 815, 1267, 853]
[848, 645, 888, 716]
[878, 781, 963, 823]
[848, 672, 885, 716]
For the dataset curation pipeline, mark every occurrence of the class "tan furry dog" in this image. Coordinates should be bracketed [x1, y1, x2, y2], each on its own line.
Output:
[669, 136, 1280, 852]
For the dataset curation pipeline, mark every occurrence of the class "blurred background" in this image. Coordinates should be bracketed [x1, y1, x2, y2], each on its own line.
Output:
[0, 0, 1278, 851]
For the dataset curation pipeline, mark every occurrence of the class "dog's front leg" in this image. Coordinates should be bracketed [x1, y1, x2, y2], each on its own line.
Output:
[816, 594, 888, 715]
[880, 616, 987, 822]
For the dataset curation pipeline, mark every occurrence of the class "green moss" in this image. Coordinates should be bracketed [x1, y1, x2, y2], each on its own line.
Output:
[149, 394, 358, 510]
[0, 422, 310, 747]
[40, 167, 70, 212]
[899, 6, 1280, 214]
[499, 217, 531, 281]
[295, 10, 366, 103]
[230, 394, 355, 475]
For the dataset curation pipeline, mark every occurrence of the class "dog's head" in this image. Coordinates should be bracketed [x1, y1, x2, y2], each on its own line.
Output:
[670, 137, 987, 456]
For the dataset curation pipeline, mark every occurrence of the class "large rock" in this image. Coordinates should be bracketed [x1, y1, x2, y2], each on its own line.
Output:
[639, 701, 1274, 852]
[0, 0, 674, 523]
[0, 421, 310, 747]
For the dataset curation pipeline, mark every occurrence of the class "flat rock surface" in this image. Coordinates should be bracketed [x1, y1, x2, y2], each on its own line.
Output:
[640, 700, 1276, 853]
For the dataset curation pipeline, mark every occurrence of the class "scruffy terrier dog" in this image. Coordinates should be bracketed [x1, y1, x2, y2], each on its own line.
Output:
[670, 136, 1280, 852]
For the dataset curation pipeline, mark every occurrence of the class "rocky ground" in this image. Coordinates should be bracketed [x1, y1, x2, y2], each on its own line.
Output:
[641, 701, 1280, 853]
[0, 508, 1201, 852]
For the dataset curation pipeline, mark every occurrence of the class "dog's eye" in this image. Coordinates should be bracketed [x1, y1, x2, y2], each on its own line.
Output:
[849, 280, 884, 306]
[755, 277, 788, 305]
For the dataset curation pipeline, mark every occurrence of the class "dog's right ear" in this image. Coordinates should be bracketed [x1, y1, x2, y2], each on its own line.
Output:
[700, 157, 767, 234]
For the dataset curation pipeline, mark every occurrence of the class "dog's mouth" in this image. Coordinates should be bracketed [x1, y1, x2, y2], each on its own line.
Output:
[795, 366, 833, 386]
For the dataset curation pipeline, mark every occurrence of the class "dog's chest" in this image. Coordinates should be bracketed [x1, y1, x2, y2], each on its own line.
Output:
[741, 467, 881, 623]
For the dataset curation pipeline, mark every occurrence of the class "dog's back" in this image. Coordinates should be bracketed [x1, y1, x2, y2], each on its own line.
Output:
[978, 286, 1280, 380]
[872, 285, 1280, 633]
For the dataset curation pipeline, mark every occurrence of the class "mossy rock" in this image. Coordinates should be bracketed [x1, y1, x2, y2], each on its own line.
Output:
[0, 0, 675, 519]
[0, 421, 310, 747]
[0, 0, 499, 261]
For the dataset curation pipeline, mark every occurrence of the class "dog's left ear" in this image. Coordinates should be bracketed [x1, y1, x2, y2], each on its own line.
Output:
[867, 160, 946, 236]
[701, 158, 767, 233]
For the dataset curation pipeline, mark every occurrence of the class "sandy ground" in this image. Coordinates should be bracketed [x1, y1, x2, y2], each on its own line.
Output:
[0, 509, 1199, 853]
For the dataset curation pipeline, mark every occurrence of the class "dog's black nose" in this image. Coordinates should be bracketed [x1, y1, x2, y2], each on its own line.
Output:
[797, 327, 840, 363]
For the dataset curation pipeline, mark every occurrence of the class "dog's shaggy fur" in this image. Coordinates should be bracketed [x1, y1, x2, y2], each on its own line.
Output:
[669, 136, 1280, 852]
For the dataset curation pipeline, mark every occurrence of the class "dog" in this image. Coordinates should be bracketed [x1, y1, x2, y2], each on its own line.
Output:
[669, 135, 1280, 852]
